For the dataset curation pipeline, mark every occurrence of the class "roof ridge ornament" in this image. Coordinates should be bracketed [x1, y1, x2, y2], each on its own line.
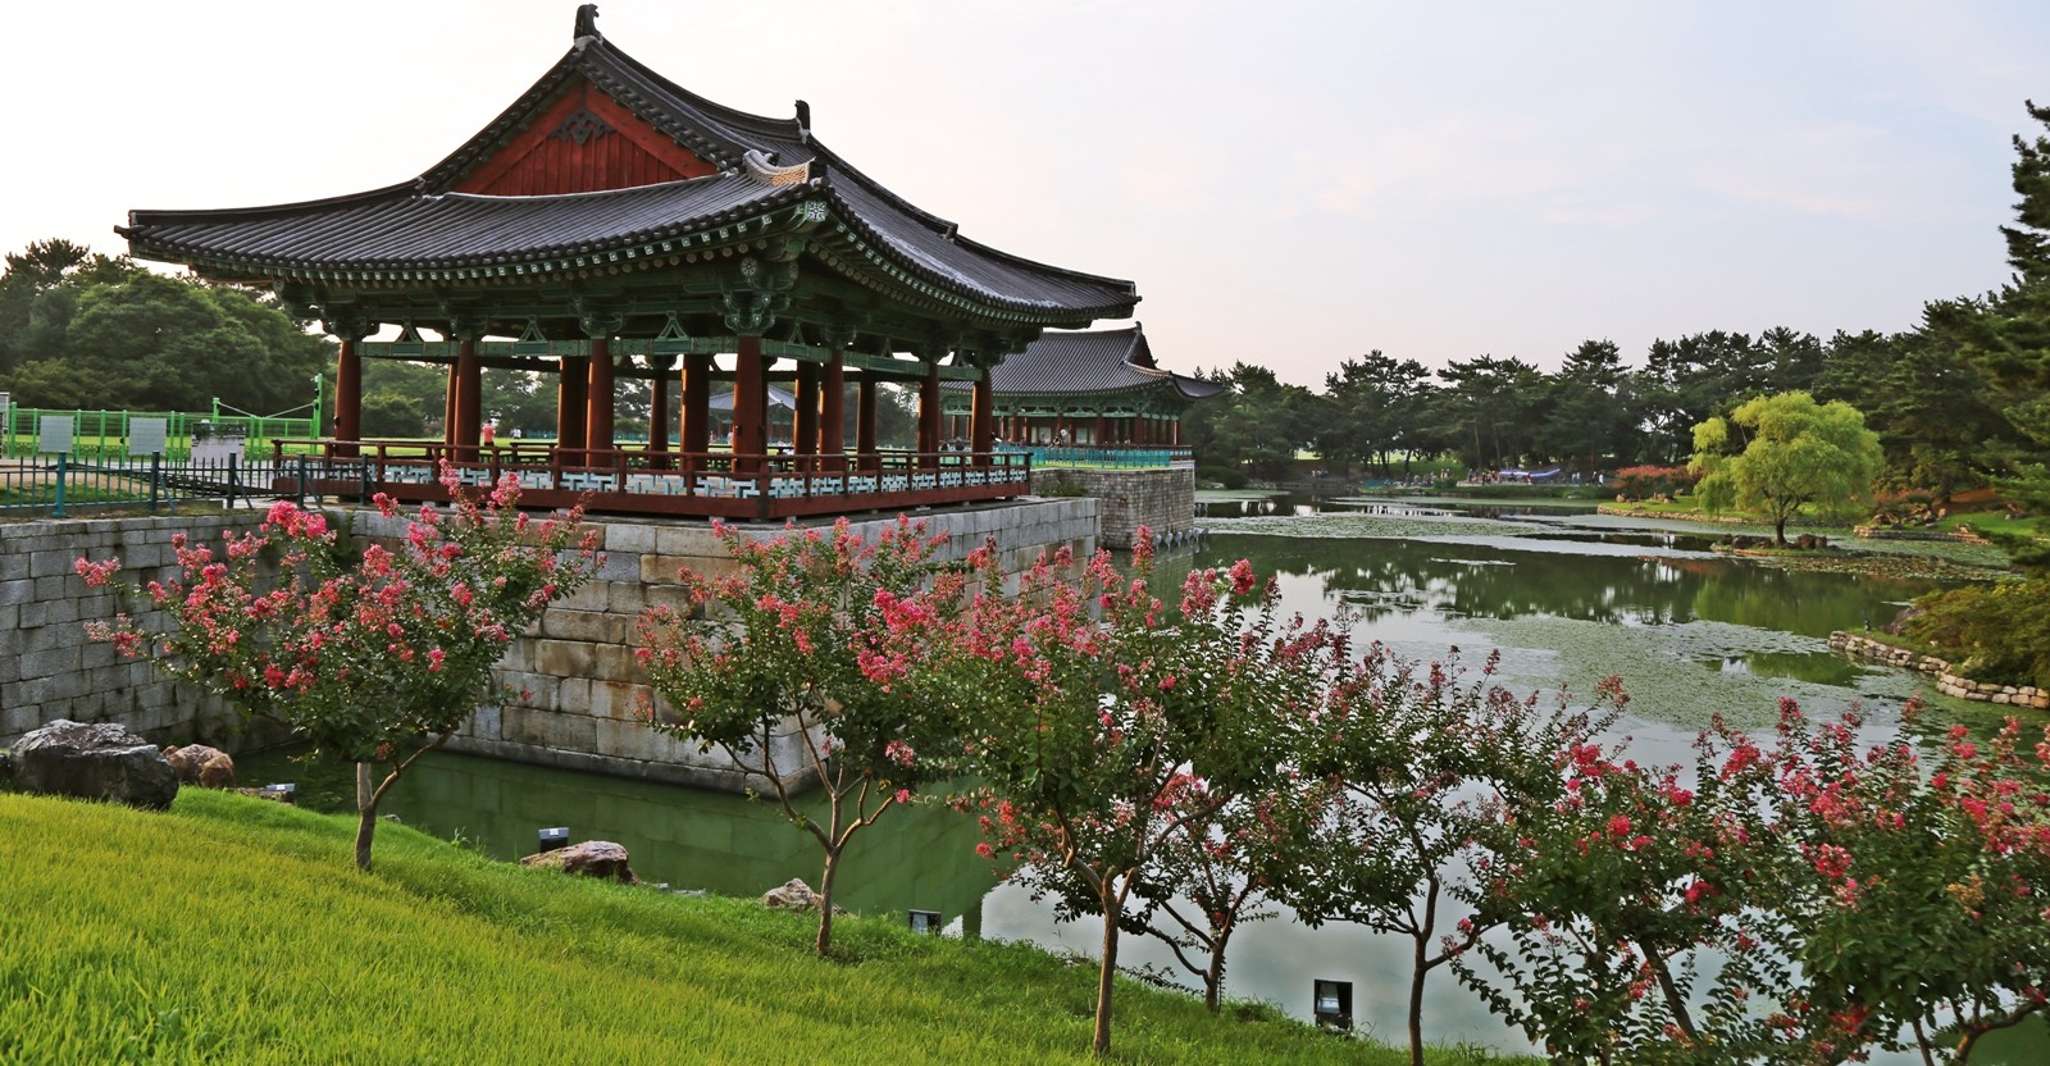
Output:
[573, 4, 601, 45]
[743, 149, 810, 187]
[794, 100, 812, 143]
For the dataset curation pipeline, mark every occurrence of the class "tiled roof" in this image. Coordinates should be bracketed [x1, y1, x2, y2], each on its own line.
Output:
[950, 327, 1224, 399]
[119, 23, 1138, 320]
[124, 175, 799, 269]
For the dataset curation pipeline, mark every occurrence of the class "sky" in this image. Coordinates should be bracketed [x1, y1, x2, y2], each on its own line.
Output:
[7, 0, 2049, 386]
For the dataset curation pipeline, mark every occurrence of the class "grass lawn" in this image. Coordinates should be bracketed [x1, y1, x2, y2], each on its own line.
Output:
[1937, 511, 2050, 543]
[0, 790, 1511, 1065]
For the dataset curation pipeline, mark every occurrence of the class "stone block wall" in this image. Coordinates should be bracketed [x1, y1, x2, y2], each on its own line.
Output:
[0, 511, 272, 748]
[348, 498, 1100, 791]
[1028, 467, 1196, 549]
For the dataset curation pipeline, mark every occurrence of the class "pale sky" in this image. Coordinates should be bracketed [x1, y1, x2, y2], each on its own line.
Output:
[8, 1, 2047, 385]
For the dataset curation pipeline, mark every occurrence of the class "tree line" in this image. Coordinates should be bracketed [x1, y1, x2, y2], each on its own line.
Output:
[1185, 100, 2050, 519]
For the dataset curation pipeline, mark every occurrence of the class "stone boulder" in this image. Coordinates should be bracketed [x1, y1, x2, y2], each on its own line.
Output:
[762, 878, 819, 910]
[11, 720, 178, 810]
[164, 744, 236, 788]
[519, 840, 636, 883]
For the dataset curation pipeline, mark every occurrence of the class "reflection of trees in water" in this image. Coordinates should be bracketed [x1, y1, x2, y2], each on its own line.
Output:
[1177, 536, 1940, 637]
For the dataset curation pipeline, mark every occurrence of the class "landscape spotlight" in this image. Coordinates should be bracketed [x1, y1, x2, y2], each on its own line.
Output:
[1313, 979, 1353, 1032]
[907, 909, 942, 935]
[537, 826, 570, 854]
[261, 783, 296, 804]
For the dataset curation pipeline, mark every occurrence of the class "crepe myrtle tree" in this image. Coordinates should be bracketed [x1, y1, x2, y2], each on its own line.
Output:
[1122, 771, 1317, 1013]
[1465, 697, 2050, 1065]
[78, 464, 596, 871]
[1276, 649, 1619, 1066]
[1455, 718, 1776, 1064]
[633, 515, 962, 956]
[912, 529, 1340, 1057]
[1699, 701, 2050, 1065]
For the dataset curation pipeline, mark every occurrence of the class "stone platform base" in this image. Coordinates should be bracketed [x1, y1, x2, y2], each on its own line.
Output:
[1028, 467, 1196, 550]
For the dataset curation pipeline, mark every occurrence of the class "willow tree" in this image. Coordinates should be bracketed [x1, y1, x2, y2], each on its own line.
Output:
[1690, 391, 1883, 544]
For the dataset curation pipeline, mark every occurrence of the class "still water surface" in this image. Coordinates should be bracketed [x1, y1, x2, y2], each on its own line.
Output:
[243, 498, 2040, 1060]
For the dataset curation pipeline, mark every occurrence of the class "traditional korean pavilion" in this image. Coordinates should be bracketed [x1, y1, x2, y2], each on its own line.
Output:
[118, 5, 1138, 518]
[940, 326, 1220, 448]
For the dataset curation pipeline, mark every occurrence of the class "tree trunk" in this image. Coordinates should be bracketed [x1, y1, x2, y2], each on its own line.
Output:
[353, 762, 376, 872]
[1407, 937, 1428, 1066]
[1093, 898, 1120, 1056]
[814, 847, 840, 956]
[1775, 514, 1789, 546]
[1643, 946, 1698, 1042]
[1203, 932, 1228, 1012]
[354, 801, 378, 871]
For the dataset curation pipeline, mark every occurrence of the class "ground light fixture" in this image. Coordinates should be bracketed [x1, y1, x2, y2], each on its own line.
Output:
[1313, 979, 1353, 1032]
[907, 909, 942, 935]
[260, 783, 296, 804]
[537, 826, 570, 854]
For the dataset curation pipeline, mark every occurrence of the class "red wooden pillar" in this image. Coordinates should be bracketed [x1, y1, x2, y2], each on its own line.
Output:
[794, 360, 820, 465]
[821, 352, 845, 471]
[681, 353, 710, 458]
[648, 363, 670, 467]
[733, 335, 768, 472]
[586, 339, 615, 456]
[856, 379, 878, 471]
[1171, 418, 1182, 446]
[970, 366, 995, 456]
[454, 336, 482, 459]
[917, 360, 942, 468]
[334, 337, 362, 456]
[557, 355, 589, 463]
[1094, 412, 1108, 447]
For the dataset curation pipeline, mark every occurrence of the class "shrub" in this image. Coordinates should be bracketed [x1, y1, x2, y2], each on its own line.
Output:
[1609, 465, 1699, 501]
[1904, 578, 2050, 688]
[1197, 466, 1251, 490]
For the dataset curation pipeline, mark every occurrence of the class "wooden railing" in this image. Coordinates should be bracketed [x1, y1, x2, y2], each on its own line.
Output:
[267, 439, 1032, 520]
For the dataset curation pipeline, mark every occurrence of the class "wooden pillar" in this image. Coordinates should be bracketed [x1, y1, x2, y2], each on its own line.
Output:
[454, 336, 482, 458]
[1094, 412, 1108, 447]
[821, 352, 845, 471]
[556, 355, 589, 463]
[918, 360, 941, 468]
[585, 339, 614, 455]
[648, 364, 670, 466]
[334, 337, 362, 456]
[733, 335, 768, 472]
[1171, 417, 1182, 446]
[856, 378, 879, 471]
[971, 366, 995, 455]
[681, 353, 710, 456]
[794, 361, 820, 461]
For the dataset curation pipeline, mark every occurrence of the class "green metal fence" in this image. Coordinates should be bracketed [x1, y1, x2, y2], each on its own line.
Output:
[0, 455, 264, 517]
[1, 408, 317, 460]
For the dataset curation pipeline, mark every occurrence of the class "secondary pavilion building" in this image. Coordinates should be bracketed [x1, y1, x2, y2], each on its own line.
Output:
[940, 325, 1221, 453]
[116, 5, 1139, 519]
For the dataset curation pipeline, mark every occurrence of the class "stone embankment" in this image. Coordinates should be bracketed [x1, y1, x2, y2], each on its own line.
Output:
[0, 512, 270, 748]
[1828, 631, 2050, 710]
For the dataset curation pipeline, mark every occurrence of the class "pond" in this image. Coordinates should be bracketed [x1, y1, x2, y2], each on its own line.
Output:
[241, 498, 2040, 1061]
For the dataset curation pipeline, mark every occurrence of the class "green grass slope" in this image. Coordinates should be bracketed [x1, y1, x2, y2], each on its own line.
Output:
[0, 790, 1507, 1065]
